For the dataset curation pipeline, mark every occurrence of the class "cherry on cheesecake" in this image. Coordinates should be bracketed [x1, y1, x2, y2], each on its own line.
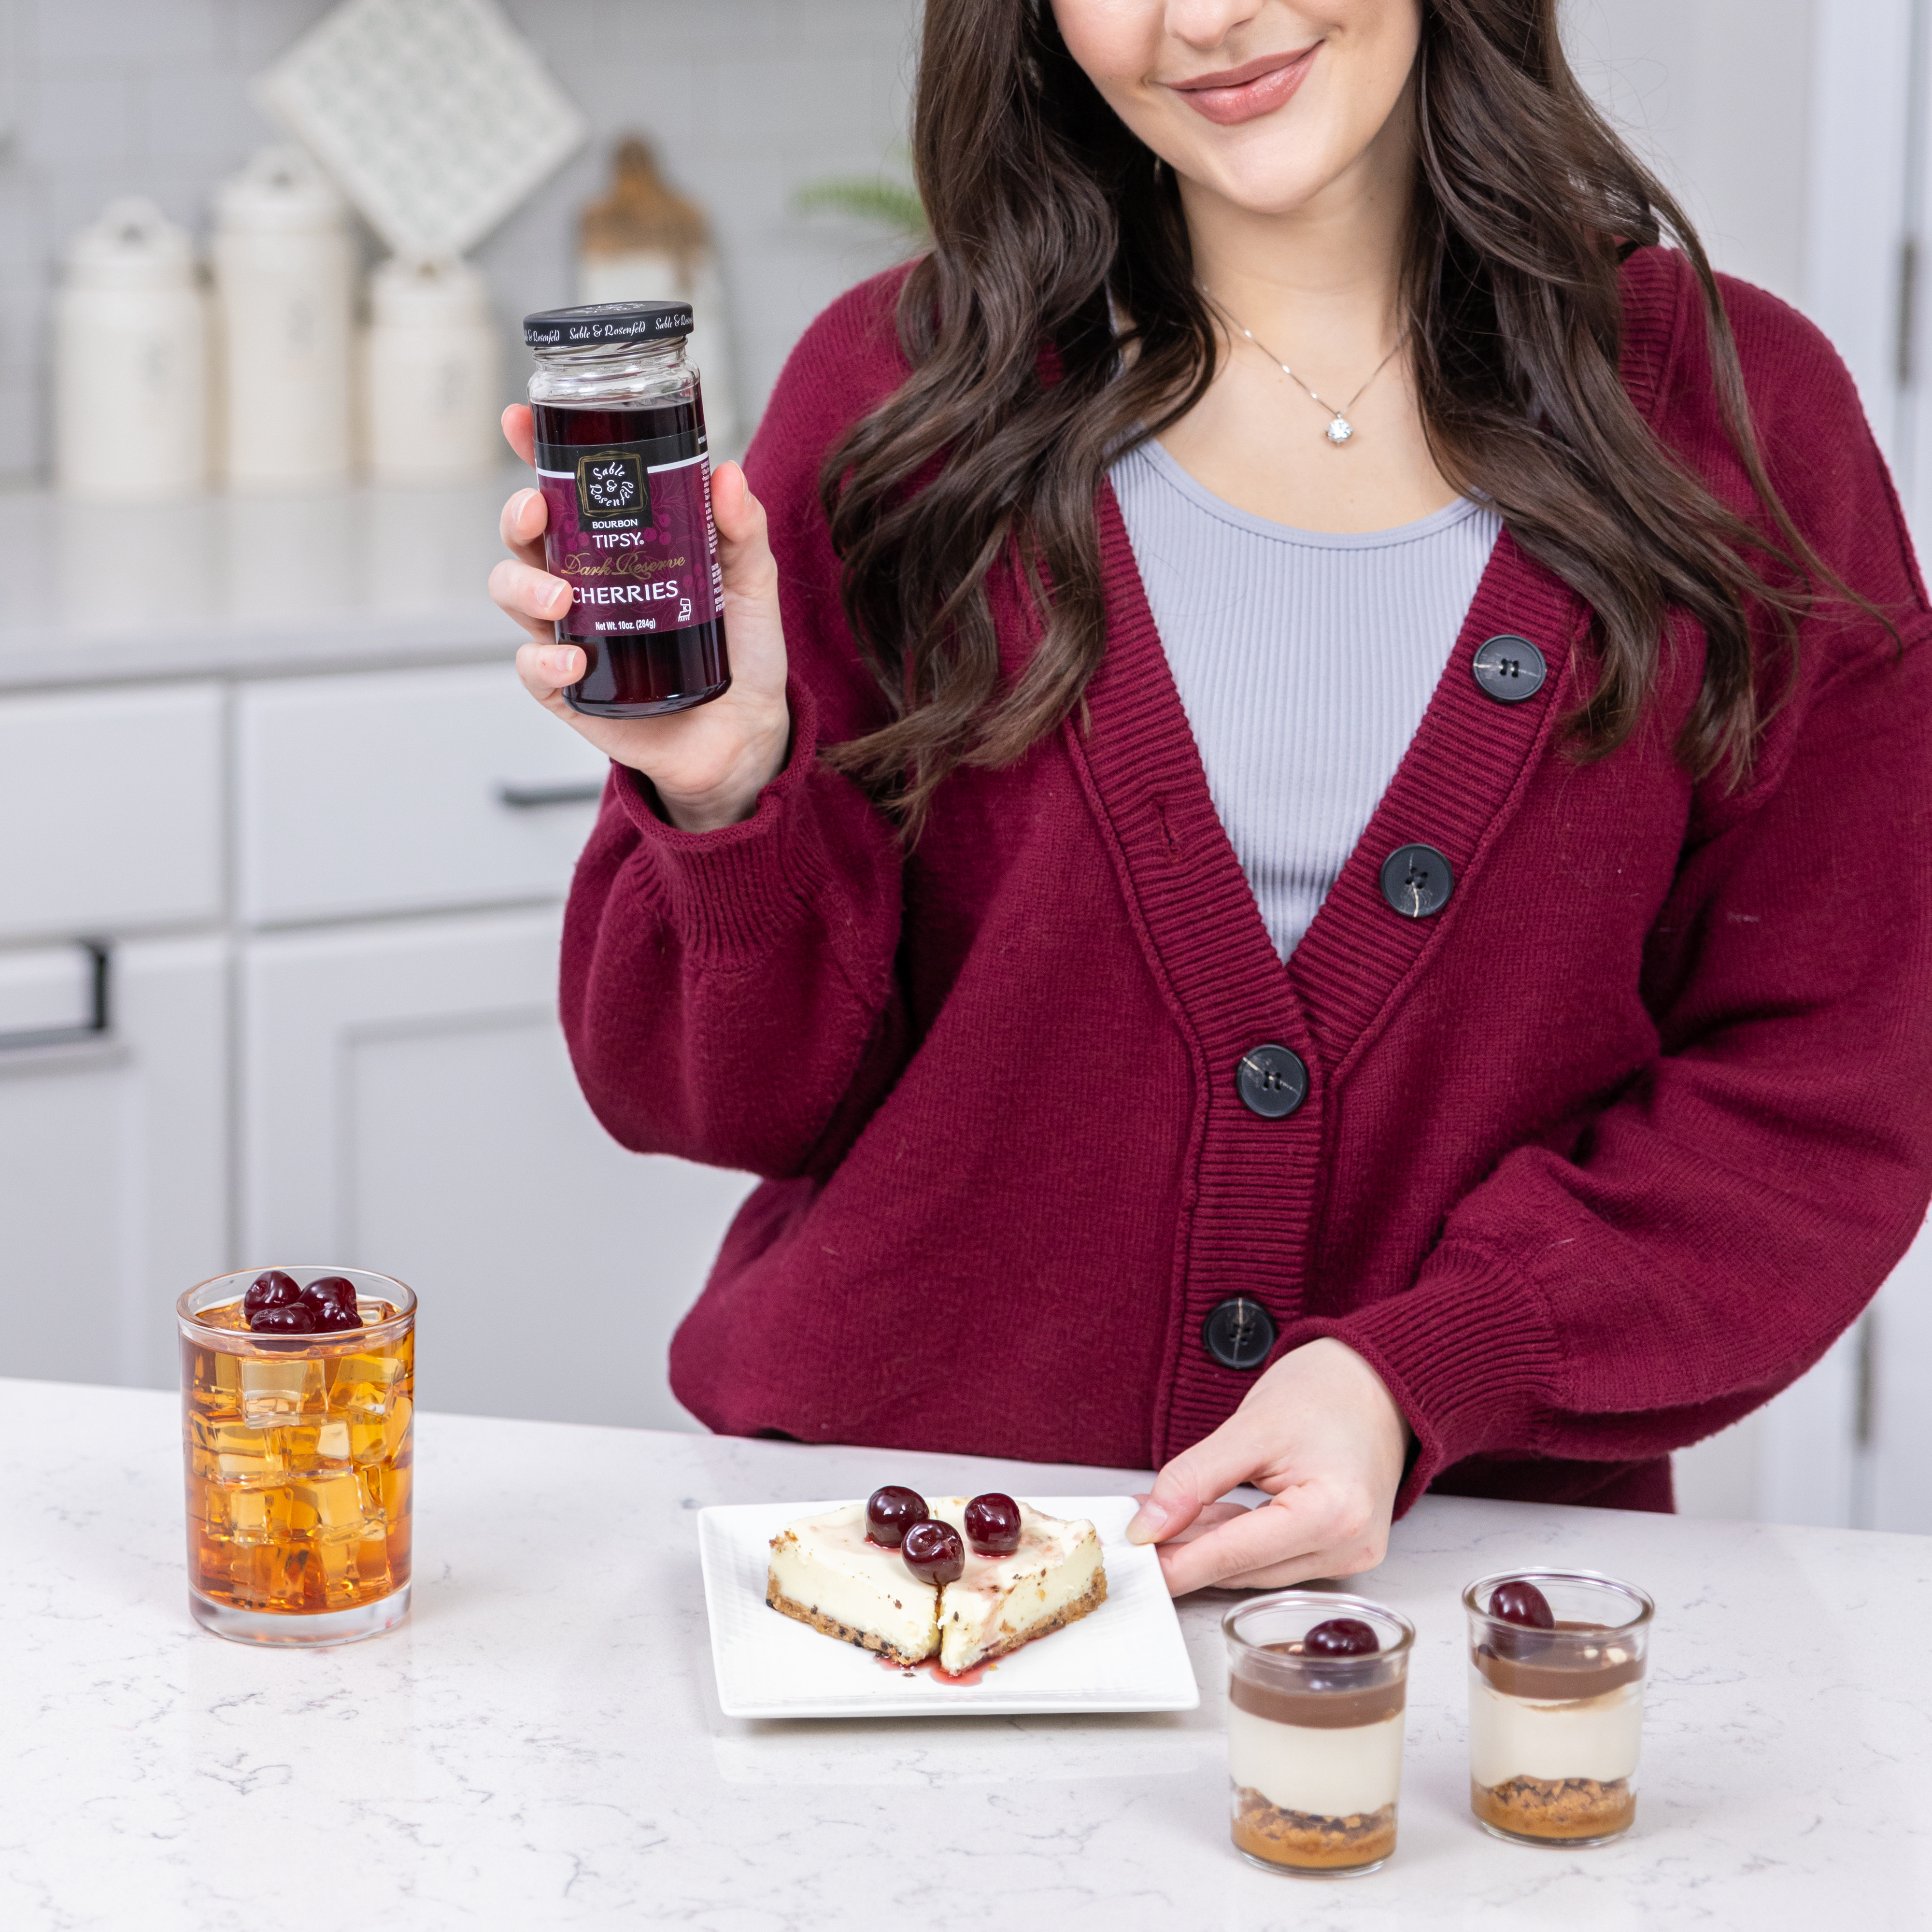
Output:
[963, 1492, 1022, 1556]
[901, 1518, 966, 1587]
[865, 1485, 929, 1549]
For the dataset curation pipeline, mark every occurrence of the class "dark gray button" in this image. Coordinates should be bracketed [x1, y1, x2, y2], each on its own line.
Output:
[1472, 634, 1547, 702]
[1380, 844, 1453, 919]
[1236, 1043, 1307, 1119]
[1202, 1296, 1278, 1372]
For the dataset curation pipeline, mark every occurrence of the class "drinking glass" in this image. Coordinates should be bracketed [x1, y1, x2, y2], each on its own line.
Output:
[177, 1266, 415, 1646]
[1223, 1591, 1414, 1877]
[1463, 1568, 1653, 1845]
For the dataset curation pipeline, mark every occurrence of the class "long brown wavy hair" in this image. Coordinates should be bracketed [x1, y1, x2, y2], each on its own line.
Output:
[820, 0, 1837, 829]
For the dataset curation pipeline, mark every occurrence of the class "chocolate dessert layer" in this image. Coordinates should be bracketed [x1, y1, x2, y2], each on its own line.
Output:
[1471, 1775, 1635, 1840]
[1232, 1791, 1397, 1869]
[1473, 1620, 1644, 1700]
[1229, 1672, 1406, 1729]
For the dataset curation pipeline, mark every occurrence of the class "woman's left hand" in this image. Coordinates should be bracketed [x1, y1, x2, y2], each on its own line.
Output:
[1125, 1337, 1411, 1596]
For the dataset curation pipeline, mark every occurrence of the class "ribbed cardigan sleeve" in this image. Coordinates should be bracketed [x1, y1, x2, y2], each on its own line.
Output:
[558, 284, 910, 1180]
[1283, 270, 1932, 1510]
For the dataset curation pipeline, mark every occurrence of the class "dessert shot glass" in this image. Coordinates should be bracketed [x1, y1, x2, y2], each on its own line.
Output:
[1463, 1569, 1653, 1846]
[178, 1267, 415, 1647]
[1223, 1591, 1415, 1877]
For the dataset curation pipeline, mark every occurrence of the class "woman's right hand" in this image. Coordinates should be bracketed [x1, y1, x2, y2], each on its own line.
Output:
[488, 404, 792, 833]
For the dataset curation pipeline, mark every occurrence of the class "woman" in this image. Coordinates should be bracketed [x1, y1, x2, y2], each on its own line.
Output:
[490, 1, 1932, 1594]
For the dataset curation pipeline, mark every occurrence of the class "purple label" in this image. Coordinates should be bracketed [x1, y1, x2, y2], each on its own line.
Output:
[539, 440, 723, 640]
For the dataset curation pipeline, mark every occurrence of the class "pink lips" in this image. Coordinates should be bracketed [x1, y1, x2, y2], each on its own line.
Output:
[1169, 46, 1319, 127]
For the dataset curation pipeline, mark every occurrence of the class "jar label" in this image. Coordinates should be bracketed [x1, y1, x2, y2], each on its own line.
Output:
[536, 428, 723, 639]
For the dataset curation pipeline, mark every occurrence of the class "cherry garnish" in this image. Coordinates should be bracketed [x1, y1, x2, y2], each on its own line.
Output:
[963, 1492, 1021, 1556]
[1304, 1617, 1380, 1658]
[301, 1275, 363, 1333]
[250, 1303, 316, 1336]
[866, 1485, 929, 1548]
[1489, 1580, 1555, 1629]
[242, 1270, 302, 1323]
[901, 1518, 965, 1587]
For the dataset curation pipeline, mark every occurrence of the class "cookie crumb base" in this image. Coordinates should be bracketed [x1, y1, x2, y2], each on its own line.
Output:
[1471, 1775, 1635, 1843]
[1231, 1790, 1397, 1873]
[765, 1581, 933, 1666]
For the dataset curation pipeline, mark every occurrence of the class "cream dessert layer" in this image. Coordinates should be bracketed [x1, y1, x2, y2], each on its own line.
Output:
[1227, 1704, 1405, 1818]
[1467, 1670, 1644, 1788]
[766, 1503, 938, 1664]
[928, 1496, 1106, 1674]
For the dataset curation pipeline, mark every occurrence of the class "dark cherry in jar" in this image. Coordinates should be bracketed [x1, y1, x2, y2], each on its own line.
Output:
[1304, 1617, 1380, 1658]
[963, 1492, 1022, 1555]
[901, 1519, 965, 1587]
[865, 1485, 929, 1549]
[242, 1269, 302, 1323]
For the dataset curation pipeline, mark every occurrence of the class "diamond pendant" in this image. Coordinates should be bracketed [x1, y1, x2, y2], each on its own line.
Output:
[1326, 415, 1354, 446]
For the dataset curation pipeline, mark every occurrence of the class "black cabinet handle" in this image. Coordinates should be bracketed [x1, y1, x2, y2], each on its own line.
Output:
[0, 939, 111, 1053]
[495, 781, 606, 810]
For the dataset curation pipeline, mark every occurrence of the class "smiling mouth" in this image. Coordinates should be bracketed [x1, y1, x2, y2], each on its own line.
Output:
[1168, 46, 1320, 127]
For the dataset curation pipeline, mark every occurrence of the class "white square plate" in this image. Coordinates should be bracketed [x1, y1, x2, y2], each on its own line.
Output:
[699, 1495, 1201, 1720]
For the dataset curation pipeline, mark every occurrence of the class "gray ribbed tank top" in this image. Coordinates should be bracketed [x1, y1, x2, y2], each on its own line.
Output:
[1110, 439, 1502, 959]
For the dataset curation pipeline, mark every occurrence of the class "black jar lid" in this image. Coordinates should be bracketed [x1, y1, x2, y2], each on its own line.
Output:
[522, 300, 694, 348]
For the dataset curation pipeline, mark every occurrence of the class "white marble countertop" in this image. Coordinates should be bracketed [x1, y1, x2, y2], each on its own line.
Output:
[0, 479, 526, 692]
[3, 1377, 1927, 1930]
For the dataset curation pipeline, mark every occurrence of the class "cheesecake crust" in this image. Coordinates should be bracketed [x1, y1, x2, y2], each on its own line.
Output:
[1231, 1790, 1397, 1870]
[765, 1579, 934, 1666]
[956, 1565, 1108, 1670]
[1471, 1774, 1635, 1840]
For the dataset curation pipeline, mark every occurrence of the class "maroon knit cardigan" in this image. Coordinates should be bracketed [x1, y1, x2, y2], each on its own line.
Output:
[561, 247, 1932, 1514]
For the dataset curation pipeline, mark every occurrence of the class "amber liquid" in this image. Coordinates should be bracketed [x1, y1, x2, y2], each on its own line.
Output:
[532, 396, 730, 719]
[180, 1300, 413, 1616]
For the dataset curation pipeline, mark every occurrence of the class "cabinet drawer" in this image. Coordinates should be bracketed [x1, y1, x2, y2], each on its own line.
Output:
[238, 664, 611, 925]
[0, 683, 223, 943]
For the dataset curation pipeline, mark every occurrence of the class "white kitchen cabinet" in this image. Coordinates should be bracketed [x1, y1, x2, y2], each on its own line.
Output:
[0, 935, 227, 1388]
[0, 682, 222, 944]
[241, 906, 757, 1430]
[238, 664, 609, 927]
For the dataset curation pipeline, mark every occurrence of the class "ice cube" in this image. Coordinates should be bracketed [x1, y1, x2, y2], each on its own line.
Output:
[239, 1357, 324, 1427]
[190, 1416, 287, 1485]
[329, 1352, 403, 1417]
[205, 1483, 291, 1548]
[283, 1417, 352, 1474]
[290, 1473, 382, 1544]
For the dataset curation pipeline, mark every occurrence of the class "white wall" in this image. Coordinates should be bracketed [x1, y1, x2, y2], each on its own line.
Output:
[1566, 0, 1817, 306]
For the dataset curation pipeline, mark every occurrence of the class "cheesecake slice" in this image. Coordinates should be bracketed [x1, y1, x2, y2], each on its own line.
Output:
[766, 1502, 940, 1664]
[765, 1494, 1107, 1673]
[928, 1496, 1107, 1674]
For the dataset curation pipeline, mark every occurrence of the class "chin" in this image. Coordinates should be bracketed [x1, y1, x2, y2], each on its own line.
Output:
[1182, 143, 1342, 220]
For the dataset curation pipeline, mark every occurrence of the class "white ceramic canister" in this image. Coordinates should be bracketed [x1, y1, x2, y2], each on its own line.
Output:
[361, 256, 501, 483]
[54, 198, 209, 501]
[212, 146, 354, 492]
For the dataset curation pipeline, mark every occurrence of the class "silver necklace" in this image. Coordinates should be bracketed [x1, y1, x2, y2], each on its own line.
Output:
[1201, 287, 1407, 446]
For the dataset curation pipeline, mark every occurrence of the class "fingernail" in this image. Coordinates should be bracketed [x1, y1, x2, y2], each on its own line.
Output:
[1125, 1500, 1169, 1547]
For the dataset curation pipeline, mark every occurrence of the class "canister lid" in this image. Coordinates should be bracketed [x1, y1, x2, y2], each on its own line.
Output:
[523, 300, 693, 348]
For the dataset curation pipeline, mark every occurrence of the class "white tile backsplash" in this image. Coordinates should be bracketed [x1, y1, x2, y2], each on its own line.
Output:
[0, 0, 922, 483]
